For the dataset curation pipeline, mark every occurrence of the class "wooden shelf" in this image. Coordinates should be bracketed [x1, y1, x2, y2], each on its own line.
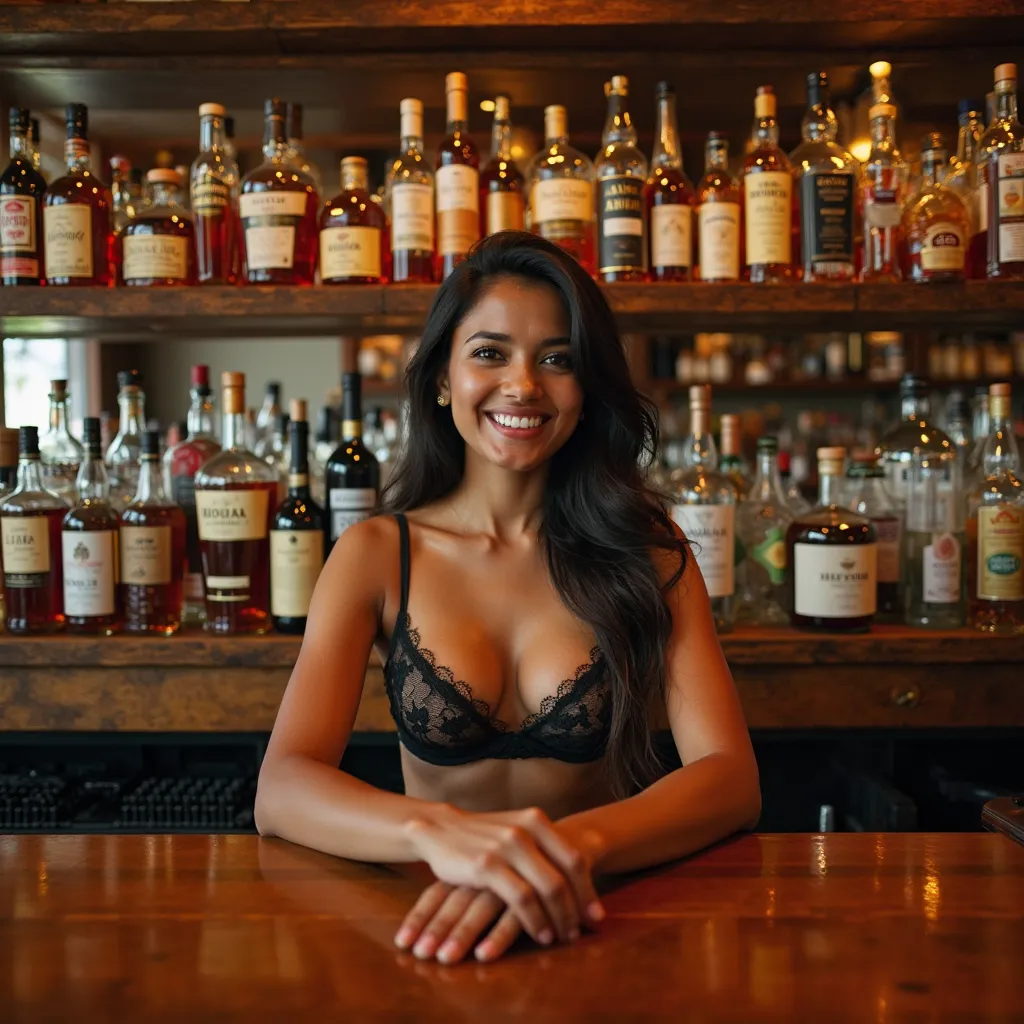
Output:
[649, 376, 1024, 398]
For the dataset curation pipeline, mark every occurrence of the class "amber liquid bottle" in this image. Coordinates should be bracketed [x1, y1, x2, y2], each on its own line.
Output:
[62, 417, 120, 635]
[389, 98, 435, 283]
[191, 103, 240, 285]
[436, 72, 480, 279]
[1, 107, 47, 286]
[320, 156, 388, 284]
[0, 426, 67, 634]
[122, 168, 197, 286]
[696, 132, 742, 282]
[480, 95, 525, 237]
[195, 372, 277, 634]
[43, 103, 112, 287]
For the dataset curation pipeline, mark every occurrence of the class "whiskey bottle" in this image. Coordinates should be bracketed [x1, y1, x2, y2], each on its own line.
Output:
[742, 86, 794, 283]
[645, 82, 695, 282]
[240, 99, 319, 286]
[595, 76, 648, 282]
[436, 72, 480, 279]
[191, 103, 239, 285]
[526, 105, 596, 274]
[1, 107, 46, 286]
[271, 400, 326, 634]
[388, 98, 435, 284]
[696, 132, 741, 282]
[43, 104, 112, 287]
[785, 447, 877, 633]
[122, 169, 197, 286]
[480, 95, 525, 236]
[285, 102, 322, 196]
[121, 431, 186, 636]
[39, 378, 84, 506]
[859, 94, 909, 282]
[320, 156, 388, 284]
[195, 372, 277, 634]
[1, 427, 67, 634]
[62, 417, 119, 635]
[105, 369, 147, 512]
[967, 382, 1024, 633]
[325, 372, 380, 550]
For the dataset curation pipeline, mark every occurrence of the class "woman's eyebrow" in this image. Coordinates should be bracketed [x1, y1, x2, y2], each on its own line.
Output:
[462, 331, 572, 347]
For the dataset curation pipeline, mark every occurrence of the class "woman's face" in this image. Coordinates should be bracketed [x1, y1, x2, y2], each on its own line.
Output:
[442, 275, 584, 474]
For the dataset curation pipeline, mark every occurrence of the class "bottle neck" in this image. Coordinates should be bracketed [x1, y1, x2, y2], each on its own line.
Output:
[48, 395, 73, 437]
[150, 182, 182, 208]
[15, 455, 47, 494]
[818, 471, 843, 507]
[651, 93, 683, 171]
[902, 393, 930, 421]
[995, 82, 1019, 124]
[956, 118, 978, 166]
[289, 421, 311, 493]
[262, 116, 288, 163]
[683, 409, 719, 469]
[752, 450, 784, 501]
[870, 114, 896, 151]
[751, 112, 780, 149]
[490, 116, 513, 162]
[135, 456, 166, 504]
[64, 136, 92, 173]
[983, 404, 1021, 476]
[602, 90, 637, 147]
[920, 151, 947, 188]
[76, 449, 111, 501]
[187, 388, 216, 438]
[802, 100, 838, 143]
[400, 132, 424, 156]
[118, 389, 146, 438]
[222, 409, 247, 451]
[9, 128, 30, 161]
[446, 89, 469, 135]
[200, 114, 227, 153]
[704, 139, 729, 173]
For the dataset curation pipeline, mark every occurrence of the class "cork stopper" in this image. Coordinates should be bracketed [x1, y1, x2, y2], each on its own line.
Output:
[0, 426, 18, 467]
[400, 98, 423, 140]
[688, 384, 711, 409]
[817, 446, 847, 477]
[544, 104, 567, 141]
[990, 381, 1012, 418]
[191, 364, 210, 388]
[290, 398, 308, 423]
[494, 95, 510, 121]
[221, 371, 246, 415]
[720, 414, 742, 457]
[754, 85, 776, 119]
[869, 60, 892, 80]
[199, 102, 226, 118]
[49, 378, 68, 398]
[995, 63, 1017, 85]
[445, 73, 468, 124]
[608, 75, 629, 96]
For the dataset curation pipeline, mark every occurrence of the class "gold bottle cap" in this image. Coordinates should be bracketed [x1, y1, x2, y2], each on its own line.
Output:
[544, 105, 567, 140]
[199, 102, 226, 118]
[720, 414, 741, 455]
[290, 398, 307, 423]
[445, 71, 468, 94]
[817, 447, 846, 477]
[494, 94, 510, 121]
[147, 168, 180, 185]
[869, 102, 897, 120]
[995, 63, 1018, 84]
[990, 382, 1012, 417]
[340, 156, 369, 191]
[754, 85, 776, 119]
[608, 75, 629, 95]
[0, 427, 18, 466]
[869, 60, 892, 80]
[688, 384, 712, 409]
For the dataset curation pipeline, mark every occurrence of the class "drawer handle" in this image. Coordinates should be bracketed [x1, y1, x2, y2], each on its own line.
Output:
[891, 687, 920, 708]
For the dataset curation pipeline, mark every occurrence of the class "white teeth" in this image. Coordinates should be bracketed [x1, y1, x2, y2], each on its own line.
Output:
[492, 413, 543, 429]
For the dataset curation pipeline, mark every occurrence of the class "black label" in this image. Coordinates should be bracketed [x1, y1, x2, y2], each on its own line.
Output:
[598, 175, 645, 274]
[172, 474, 202, 574]
[800, 172, 854, 267]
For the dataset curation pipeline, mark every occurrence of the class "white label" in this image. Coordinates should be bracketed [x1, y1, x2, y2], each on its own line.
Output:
[436, 164, 479, 214]
[196, 489, 270, 542]
[744, 171, 792, 266]
[320, 226, 382, 280]
[670, 504, 735, 598]
[651, 204, 692, 268]
[391, 182, 435, 252]
[794, 543, 877, 618]
[241, 190, 308, 271]
[920, 221, 965, 273]
[239, 191, 308, 219]
[532, 179, 594, 224]
[923, 533, 962, 604]
[270, 529, 324, 618]
[1, 195, 36, 251]
[123, 234, 189, 281]
[43, 204, 93, 279]
[206, 574, 251, 603]
[998, 222, 1024, 263]
[120, 525, 171, 585]
[873, 518, 902, 584]
[244, 225, 296, 270]
[2, 516, 50, 576]
[602, 216, 643, 237]
[866, 197, 902, 229]
[62, 530, 116, 617]
[329, 487, 376, 542]
[698, 202, 740, 280]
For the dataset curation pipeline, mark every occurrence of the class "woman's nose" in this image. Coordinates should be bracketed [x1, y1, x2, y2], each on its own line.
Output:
[504, 362, 542, 399]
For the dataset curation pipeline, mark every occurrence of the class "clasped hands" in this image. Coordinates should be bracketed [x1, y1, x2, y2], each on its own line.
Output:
[395, 805, 606, 965]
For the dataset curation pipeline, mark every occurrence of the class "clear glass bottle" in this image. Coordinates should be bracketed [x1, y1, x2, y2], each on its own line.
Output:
[790, 71, 857, 282]
[904, 451, 966, 629]
[62, 417, 119, 636]
[255, 381, 281, 453]
[785, 446, 878, 633]
[105, 368, 147, 513]
[696, 132, 741, 282]
[39, 378, 84, 506]
[191, 102, 240, 285]
[436, 72, 480, 279]
[480, 95, 525, 237]
[966, 382, 1024, 632]
[947, 100, 987, 279]
[845, 455, 903, 621]
[669, 385, 737, 633]
[388, 98, 436, 284]
[526, 105, 596, 275]
[595, 75, 648, 282]
[122, 168, 197, 286]
[968, 385, 992, 487]
[1, 106, 47, 286]
[778, 449, 812, 514]
[859, 100, 909, 282]
[943, 390, 973, 459]
[320, 156, 388, 284]
[719, 414, 751, 497]
[285, 102, 322, 195]
[736, 437, 792, 626]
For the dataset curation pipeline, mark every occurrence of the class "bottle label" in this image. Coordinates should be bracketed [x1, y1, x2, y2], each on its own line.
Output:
[874, 517, 902, 584]
[62, 530, 116, 617]
[120, 525, 171, 586]
[920, 221, 965, 273]
[598, 176, 645, 274]
[997, 153, 1024, 263]
[270, 529, 324, 618]
[744, 171, 791, 266]
[123, 234, 189, 281]
[192, 177, 230, 216]
[240, 190, 308, 271]
[391, 182, 435, 253]
[670, 504, 735, 598]
[196, 488, 270, 542]
[206, 574, 250, 603]
[976, 505, 1024, 601]
[923, 532, 961, 604]
[43, 204, 93, 279]
[866, 188, 902, 228]
[329, 487, 377, 542]
[750, 526, 787, 586]
[1, 516, 50, 583]
[487, 191, 525, 234]
[697, 202, 740, 281]
[800, 172, 854, 267]
[651, 204, 692, 269]
[436, 165, 480, 257]
[320, 226, 381, 281]
[1, 195, 38, 278]
[532, 179, 594, 227]
[794, 542, 877, 618]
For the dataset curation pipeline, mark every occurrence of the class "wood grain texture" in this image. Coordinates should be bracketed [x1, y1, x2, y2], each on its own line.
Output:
[1, 831, 1022, 1021]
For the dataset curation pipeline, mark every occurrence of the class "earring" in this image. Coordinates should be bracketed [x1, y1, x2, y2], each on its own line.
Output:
[437, 394, 449, 407]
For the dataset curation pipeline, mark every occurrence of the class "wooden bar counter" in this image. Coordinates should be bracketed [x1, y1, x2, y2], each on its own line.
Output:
[1, 831, 1022, 1020]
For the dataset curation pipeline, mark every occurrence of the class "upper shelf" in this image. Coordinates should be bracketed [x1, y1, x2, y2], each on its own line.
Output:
[2, 282, 1024, 340]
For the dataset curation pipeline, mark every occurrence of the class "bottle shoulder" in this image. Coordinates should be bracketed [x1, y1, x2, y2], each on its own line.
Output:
[595, 142, 648, 179]
[195, 447, 278, 485]
[1, 489, 68, 514]
[319, 189, 387, 228]
[1, 159, 46, 195]
[789, 503, 875, 533]
[790, 137, 858, 176]
[63, 499, 120, 531]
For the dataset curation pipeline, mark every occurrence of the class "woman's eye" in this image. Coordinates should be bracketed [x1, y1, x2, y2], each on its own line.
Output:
[471, 347, 503, 361]
[542, 351, 574, 369]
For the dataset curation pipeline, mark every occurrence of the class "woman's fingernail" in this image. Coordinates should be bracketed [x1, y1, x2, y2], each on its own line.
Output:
[437, 941, 459, 963]
[538, 929, 554, 945]
[394, 927, 415, 949]
[475, 941, 495, 961]
[588, 901, 606, 922]
[413, 937, 437, 959]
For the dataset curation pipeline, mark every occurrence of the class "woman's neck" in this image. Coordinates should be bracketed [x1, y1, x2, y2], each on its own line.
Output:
[450, 448, 548, 537]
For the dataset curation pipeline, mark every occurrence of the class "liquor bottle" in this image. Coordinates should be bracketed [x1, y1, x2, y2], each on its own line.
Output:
[904, 451, 966, 629]
[1, 427, 67, 634]
[255, 381, 281, 450]
[436, 72, 480, 279]
[742, 86, 794, 283]
[902, 134, 969, 284]
[162, 364, 221, 627]
[719, 414, 751, 497]
[736, 437, 792, 626]
[106, 369, 147, 512]
[790, 72, 857, 282]
[1, 107, 46, 286]
[845, 455, 902, 621]
[480, 95, 525, 237]
[191, 102, 240, 286]
[271, 400, 326, 634]
[966, 382, 1024, 632]
[526, 105, 596, 274]
[978, 64, 1024, 279]
[320, 156, 388, 284]
[696, 132, 742, 283]
[325, 372, 380, 550]
[285, 102, 322, 195]
[62, 417, 119, 635]
[240, 98, 319, 286]
[39, 378, 84, 506]
[121, 430, 187, 636]
[388, 98, 435, 284]
[595, 76, 648, 282]
[644, 82, 695, 282]
[859, 98, 909, 282]
[669, 385, 737, 633]
[42, 104, 112, 287]
[121, 169, 197, 287]
[195, 372, 277, 635]
[785, 447, 878, 633]
[947, 100, 987, 279]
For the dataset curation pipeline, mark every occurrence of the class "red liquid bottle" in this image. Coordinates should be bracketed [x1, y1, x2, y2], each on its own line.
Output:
[122, 169, 197, 286]
[320, 156, 388, 284]
[191, 103, 240, 285]
[1, 107, 46, 286]
[389, 98, 435, 284]
[480, 95, 525, 238]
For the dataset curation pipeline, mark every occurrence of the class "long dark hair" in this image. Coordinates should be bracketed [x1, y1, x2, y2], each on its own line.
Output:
[382, 231, 687, 795]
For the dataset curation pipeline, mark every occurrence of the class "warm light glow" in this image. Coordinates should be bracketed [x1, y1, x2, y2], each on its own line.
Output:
[851, 138, 872, 163]
[480, 99, 496, 113]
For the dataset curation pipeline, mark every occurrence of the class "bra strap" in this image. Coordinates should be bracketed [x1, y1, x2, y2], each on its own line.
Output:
[394, 513, 410, 616]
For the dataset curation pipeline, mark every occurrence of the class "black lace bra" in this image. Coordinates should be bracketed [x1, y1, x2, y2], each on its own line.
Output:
[383, 514, 612, 765]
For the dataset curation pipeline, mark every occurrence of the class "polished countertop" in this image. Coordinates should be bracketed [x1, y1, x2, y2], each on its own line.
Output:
[2, 832, 1022, 1021]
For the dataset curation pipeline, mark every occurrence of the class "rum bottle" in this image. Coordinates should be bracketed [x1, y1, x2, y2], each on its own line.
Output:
[320, 156, 388, 284]
[696, 132, 741, 282]
[480, 95, 525, 237]
[122, 169, 197, 286]
[436, 72, 480, 278]
[1, 107, 46, 286]
[388, 98, 435, 283]
[191, 103, 239, 285]
[106, 369, 147, 512]
[39, 378, 84, 506]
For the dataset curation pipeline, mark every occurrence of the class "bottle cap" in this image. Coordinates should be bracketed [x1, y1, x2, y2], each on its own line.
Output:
[544, 105, 567, 140]
[290, 398, 308, 423]
[264, 98, 286, 120]
[267, 381, 281, 400]
[117, 369, 143, 389]
[341, 155, 367, 169]
[493, 94, 511, 120]
[191, 364, 210, 388]
[19, 425, 40, 456]
[720, 414, 742, 454]
[65, 103, 88, 138]
[199, 102, 226, 118]
[141, 430, 161, 458]
[869, 102, 896, 120]
[958, 98, 983, 118]
[445, 72, 468, 94]
[990, 382, 1012, 398]
[921, 132, 945, 153]
[222, 371, 245, 389]
[50, 378, 69, 397]
[8, 107, 29, 131]
[147, 167, 180, 185]
[754, 85, 776, 119]
[688, 384, 711, 408]
[400, 97, 423, 117]
[818, 446, 846, 460]
[285, 102, 303, 139]
[82, 417, 101, 447]
[608, 75, 629, 95]
[806, 71, 828, 106]
[995, 63, 1017, 84]
[869, 60, 892, 80]
[0, 427, 19, 466]
[656, 81, 675, 99]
